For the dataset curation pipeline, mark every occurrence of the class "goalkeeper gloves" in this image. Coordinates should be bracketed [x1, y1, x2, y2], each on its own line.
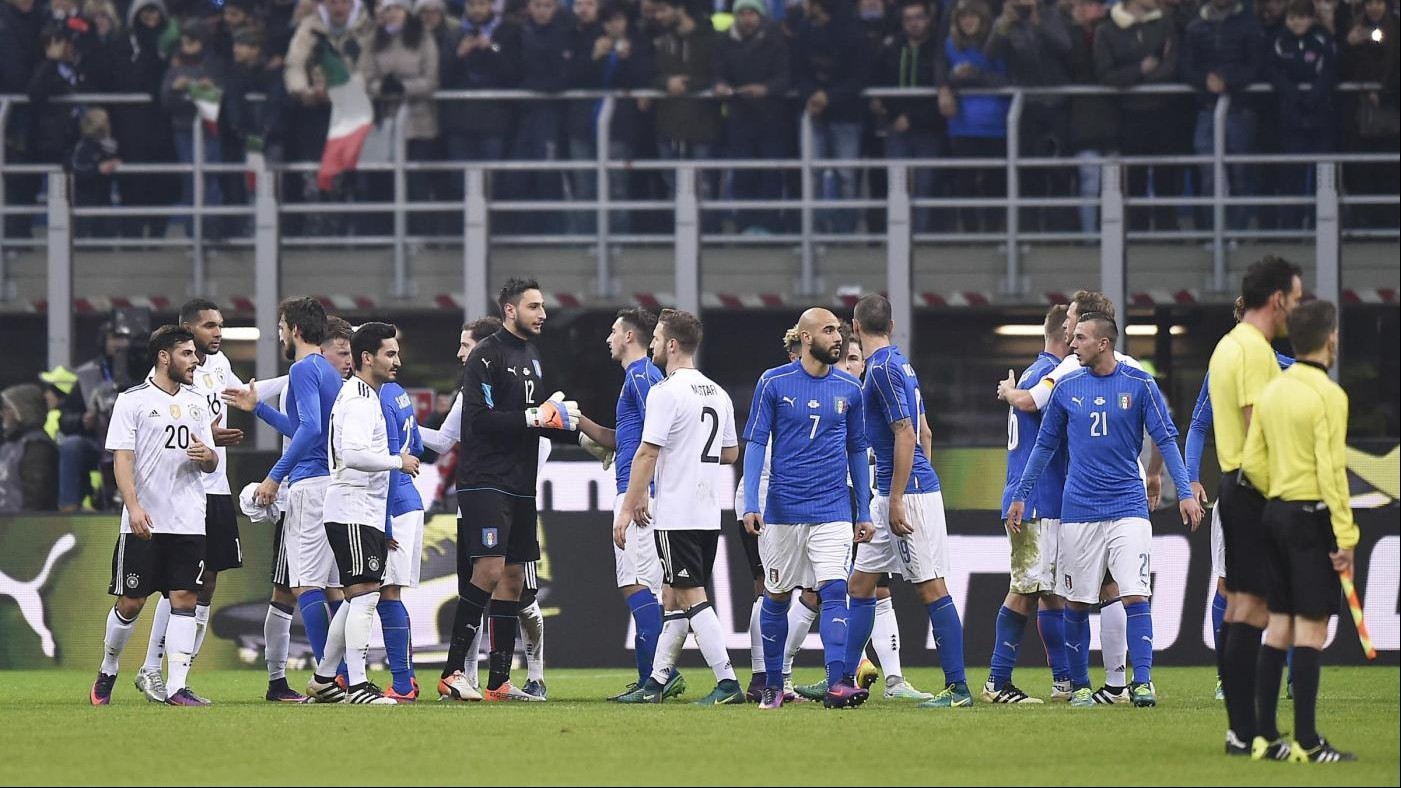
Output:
[579, 432, 614, 470]
[527, 391, 580, 431]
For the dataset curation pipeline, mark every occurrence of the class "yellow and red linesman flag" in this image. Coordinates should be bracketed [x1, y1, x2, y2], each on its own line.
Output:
[1339, 568, 1377, 661]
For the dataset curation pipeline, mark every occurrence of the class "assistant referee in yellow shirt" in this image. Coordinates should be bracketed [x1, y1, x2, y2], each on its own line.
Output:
[1206, 256, 1303, 754]
[1241, 300, 1358, 764]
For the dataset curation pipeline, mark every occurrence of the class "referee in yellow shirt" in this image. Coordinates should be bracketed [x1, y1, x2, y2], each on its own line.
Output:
[1242, 300, 1358, 764]
[1206, 256, 1303, 755]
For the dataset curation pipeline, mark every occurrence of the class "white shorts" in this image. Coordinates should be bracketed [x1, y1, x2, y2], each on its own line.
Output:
[283, 476, 338, 588]
[613, 493, 663, 594]
[1209, 502, 1226, 580]
[759, 521, 852, 595]
[384, 510, 424, 588]
[1056, 517, 1153, 605]
[855, 491, 950, 585]
[1007, 517, 1060, 595]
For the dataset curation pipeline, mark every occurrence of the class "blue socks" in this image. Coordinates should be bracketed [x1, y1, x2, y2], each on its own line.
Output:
[843, 596, 877, 678]
[1125, 600, 1153, 684]
[626, 589, 662, 684]
[927, 595, 966, 687]
[760, 595, 790, 688]
[988, 606, 1027, 690]
[1211, 590, 1227, 653]
[298, 589, 330, 664]
[818, 581, 849, 688]
[1037, 608, 1070, 682]
[377, 599, 414, 694]
[1064, 606, 1092, 688]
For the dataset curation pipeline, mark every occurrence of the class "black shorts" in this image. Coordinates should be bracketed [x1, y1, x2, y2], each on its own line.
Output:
[326, 522, 387, 587]
[1263, 501, 1342, 619]
[270, 513, 289, 586]
[732, 518, 763, 582]
[1219, 472, 1270, 596]
[655, 529, 718, 589]
[109, 532, 207, 598]
[458, 488, 539, 564]
[204, 494, 243, 572]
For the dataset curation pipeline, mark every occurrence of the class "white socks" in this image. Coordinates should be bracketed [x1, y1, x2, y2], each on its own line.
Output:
[344, 592, 379, 686]
[165, 609, 197, 693]
[783, 600, 818, 674]
[192, 603, 210, 660]
[142, 596, 171, 673]
[520, 600, 545, 683]
[1100, 599, 1128, 687]
[649, 612, 689, 685]
[748, 597, 764, 673]
[101, 606, 137, 675]
[687, 603, 736, 683]
[871, 596, 903, 678]
[464, 614, 485, 678]
[318, 599, 351, 680]
[265, 603, 294, 681]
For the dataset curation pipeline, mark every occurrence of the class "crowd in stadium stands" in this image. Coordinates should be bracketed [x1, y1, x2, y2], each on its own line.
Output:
[1, 0, 1397, 239]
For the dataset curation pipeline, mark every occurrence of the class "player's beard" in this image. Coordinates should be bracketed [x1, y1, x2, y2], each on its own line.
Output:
[811, 342, 841, 365]
[282, 340, 295, 361]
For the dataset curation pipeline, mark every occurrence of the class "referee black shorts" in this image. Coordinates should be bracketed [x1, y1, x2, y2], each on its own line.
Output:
[655, 529, 718, 589]
[458, 488, 540, 565]
[1262, 500, 1341, 620]
[1219, 472, 1270, 596]
[204, 494, 243, 572]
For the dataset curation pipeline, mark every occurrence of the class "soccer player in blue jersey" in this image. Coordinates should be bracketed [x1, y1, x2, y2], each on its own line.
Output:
[224, 298, 345, 674]
[844, 295, 971, 709]
[1184, 297, 1295, 702]
[378, 333, 428, 702]
[578, 308, 671, 700]
[1008, 314, 1204, 708]
[743, 307, 873, 710]
[986, 304, 1073, 704]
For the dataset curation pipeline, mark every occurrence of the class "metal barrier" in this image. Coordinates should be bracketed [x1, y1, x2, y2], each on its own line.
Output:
[4, 84, 1398, 383]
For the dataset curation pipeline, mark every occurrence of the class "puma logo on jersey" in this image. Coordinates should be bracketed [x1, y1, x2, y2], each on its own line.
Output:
[481, 359, 491, 369]
[781, 396, 796, 407]
[1071, 397, 1084, 407]
[0, 533, 76, 659]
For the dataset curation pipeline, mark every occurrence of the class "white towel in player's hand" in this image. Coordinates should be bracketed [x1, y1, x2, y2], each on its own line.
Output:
[239, 482, 282, 523]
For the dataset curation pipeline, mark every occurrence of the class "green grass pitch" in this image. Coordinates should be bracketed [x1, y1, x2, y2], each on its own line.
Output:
[1, 666, 1396, 785]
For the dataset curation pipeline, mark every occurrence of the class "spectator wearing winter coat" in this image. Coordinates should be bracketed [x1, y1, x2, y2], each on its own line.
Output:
[109, 0, 180, 240]
[567, 0, 651, 233]
[0, 384, 60, 514]
[1267, 0, 1337, 227]
[1181, 0, 1263, 230]
[360, 0, 441, 233]
[1094, 0, 1182, 231]
[2, 0, 44, 242]
[221, 28, 287, 219]
[1064, 0, 1116, 234]
[986, 0, 1074, 231]
[715, 0, 790, 233]
[509, 0, 574, 232]
[1339, 0, 1398, 228]
[651, 0, 721, 224]
[794, 0, 868, 232]
[441, 0, 520, 163]
[56, 321, 129, 512]
[27, 24, 85, 175]
[162, 19, 226, 239]
[939, 0, 1008, 232]
[68, 108, 121, 238]
[872, 0, 944, 232]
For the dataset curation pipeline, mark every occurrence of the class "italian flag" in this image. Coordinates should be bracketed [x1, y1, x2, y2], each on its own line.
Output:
[316, 46, 373, 192]
[188, 82, 223, 137]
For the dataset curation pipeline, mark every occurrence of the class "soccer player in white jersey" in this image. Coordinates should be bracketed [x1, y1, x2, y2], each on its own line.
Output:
[90, 326, 218, 706]
[305, 323, 421, 705]
[132, 300, 249, 704]
[614, 308, 743, 705]
[997, 290, 1156, 704]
